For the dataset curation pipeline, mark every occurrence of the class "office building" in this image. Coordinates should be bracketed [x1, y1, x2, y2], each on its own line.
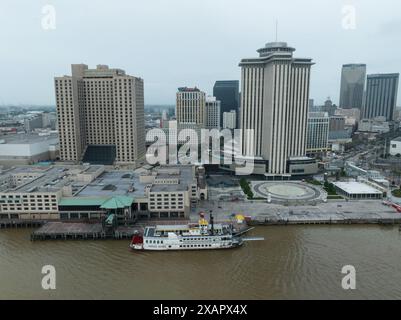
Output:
[306, 112, 329, 154]
[223, 110, 237, 129]
[339, 64, 366, 109]
[362, 73, 399, 121]
[390, 137, 401, 156]
[213, 80, 239, 127]
[239, 41, 316, 176]
[358, 116, 391, 133]
[175, 87, 206, 127]
[24, 115, 43, 132]
[335, 108, 361, 126]
[329, 115, 346, 132]
[55, 64, 145, 166]
[205, 96, 221, 129]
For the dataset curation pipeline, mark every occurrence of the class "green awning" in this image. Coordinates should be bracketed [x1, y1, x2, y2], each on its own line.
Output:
[100, 196, 134, 209]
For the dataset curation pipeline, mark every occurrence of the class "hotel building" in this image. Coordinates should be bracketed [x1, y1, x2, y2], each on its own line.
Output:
[55, 64, 145, 166]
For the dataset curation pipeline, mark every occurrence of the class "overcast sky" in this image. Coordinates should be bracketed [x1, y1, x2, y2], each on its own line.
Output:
[0, 0, 400, 106]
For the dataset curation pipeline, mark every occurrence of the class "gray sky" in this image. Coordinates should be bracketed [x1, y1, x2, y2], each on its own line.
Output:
[0, 0, 400, 106]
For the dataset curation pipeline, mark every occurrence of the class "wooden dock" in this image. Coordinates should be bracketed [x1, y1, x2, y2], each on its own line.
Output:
[30, 222, 142, 241]
[0, 219, 45, 229]
[248, 217, 401, 226]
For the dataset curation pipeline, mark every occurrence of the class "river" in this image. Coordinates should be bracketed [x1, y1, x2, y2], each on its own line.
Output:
[0, 225, 400, 299]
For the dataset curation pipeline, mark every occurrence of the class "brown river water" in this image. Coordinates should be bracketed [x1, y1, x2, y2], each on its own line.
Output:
[1, 225, 401, 299]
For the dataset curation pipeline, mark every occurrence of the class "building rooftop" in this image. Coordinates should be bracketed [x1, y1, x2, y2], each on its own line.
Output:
[76, 171, 147, 198]
[309, 112, 329, 118]
[177, 87, 200, 92]
[329, 129, 352, 140]
[333, 181, 382, 195]
[367, 73, 399, 78]
[0, 165, 199, 203]
[0, 132, 58, 145]
[150, 165, 195, 192]
[0, 166, 71, 193]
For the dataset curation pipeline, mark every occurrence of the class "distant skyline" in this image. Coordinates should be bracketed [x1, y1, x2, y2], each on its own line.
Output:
[0, 0, 400, 106]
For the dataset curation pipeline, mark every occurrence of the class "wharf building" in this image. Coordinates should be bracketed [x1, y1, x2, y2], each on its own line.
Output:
[55, 64, 145, 166]
[0, 165, 206, 222]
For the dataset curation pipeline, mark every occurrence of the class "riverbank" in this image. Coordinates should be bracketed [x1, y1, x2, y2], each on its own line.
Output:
[195, 199, 401, 225]
[1, 199, 400, 241]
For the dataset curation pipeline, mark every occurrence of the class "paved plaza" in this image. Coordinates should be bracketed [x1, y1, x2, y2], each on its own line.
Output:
[192, 199, 401, 224]
[251, 181, 326, 203]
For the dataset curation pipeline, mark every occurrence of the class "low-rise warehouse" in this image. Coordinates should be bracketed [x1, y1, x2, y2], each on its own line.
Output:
[332, 181, 383, 200]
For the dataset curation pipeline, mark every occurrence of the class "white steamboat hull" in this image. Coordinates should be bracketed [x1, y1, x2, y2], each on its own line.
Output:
[130, 238, 243, 251]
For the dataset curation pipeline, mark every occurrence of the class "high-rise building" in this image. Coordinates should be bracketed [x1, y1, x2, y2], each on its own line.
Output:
[24, 115, 43, 132]
[239, 41, 315, 176]
[55, 64, 145, 165]
[339, 64, 366, 109]
[329, 115, 346, 132]
[223, 110, 237, 129]
[176, 87, 206, 127]
[205, 96, 220, 129]
[308, 99, 315, 111]
[306, 112, 329, 154]
[362, 73, 399, 121]
[335, 108, 361, 127]
[213, 80, 239, 127]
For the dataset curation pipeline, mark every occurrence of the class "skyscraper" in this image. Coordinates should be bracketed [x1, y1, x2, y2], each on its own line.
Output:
[205, 96, 221, 129]
[239, 41, 314, 176]
[175, 87, 206, 126]
[339, 64, 366, 109]
[307, 112, 329, 154]
[362, 73, 399, 121]
[55, 64, 145, 165]
[213, 80, 239, 127]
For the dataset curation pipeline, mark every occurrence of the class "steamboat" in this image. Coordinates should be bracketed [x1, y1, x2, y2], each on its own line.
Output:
[130, 213, 250, 251]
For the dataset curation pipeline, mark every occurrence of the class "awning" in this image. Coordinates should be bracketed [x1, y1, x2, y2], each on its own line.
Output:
[100, 196, 134, 209]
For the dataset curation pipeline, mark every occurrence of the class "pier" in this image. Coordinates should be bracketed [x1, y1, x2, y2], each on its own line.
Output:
[0, 219, 45, 229]
[30, 221, 142, 241]
[196, 200, 401, 227]
[248, 217, 401, 226]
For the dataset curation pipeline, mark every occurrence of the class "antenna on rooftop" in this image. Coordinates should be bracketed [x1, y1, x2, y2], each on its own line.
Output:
[275, 20, 278, 42]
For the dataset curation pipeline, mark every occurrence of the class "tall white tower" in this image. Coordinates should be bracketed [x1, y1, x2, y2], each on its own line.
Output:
[239, 42, 314, 175]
